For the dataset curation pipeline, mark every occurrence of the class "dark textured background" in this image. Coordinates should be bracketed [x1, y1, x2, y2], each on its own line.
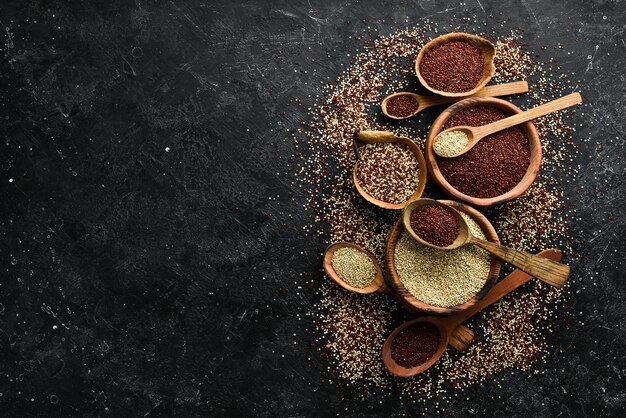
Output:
[0, 0, 624, 416]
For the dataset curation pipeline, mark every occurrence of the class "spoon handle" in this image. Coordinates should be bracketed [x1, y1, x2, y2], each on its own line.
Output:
[474, 92, 582, 139]
[446, 248, 562, 330]
[419, 81, 529, 110]
[469, 237, 569, 288]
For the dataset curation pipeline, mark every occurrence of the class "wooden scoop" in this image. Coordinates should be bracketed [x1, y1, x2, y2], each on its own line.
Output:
[352, 130, 427, 210]
[323, 242, 474, 351]
[402, 199, 569, 288]
[432, 92, 582, 157]
[381, 81, 529, 120]
[383, 248, 562, 377]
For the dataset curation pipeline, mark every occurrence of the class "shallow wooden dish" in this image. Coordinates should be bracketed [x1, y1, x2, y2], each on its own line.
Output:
[425, 97, 542, 207]
[323, 242, 386, 294]
[385, 200, 501, 315]
[353, 131, 427, 210]
[415, 32, 496, 97]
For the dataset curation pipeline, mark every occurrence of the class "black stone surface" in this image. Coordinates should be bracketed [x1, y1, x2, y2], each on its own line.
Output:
[0, 0, 624, 416]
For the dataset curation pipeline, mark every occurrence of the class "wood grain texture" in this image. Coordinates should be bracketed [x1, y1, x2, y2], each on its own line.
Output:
[425, 97, 542, 207]
[436, 92, 582, 157]
[471, 92, 582, 140]
[468, 237, 569, 288]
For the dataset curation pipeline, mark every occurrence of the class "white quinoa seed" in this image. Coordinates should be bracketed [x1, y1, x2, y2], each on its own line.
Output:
[331, 247, 377, 288]
[433, 130, 470, 157]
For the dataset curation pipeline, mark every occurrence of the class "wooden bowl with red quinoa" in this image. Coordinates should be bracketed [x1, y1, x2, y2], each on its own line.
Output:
[415, 32, 496, 97]
[385, 200, 501, 316]
[426, 97, 542, 207]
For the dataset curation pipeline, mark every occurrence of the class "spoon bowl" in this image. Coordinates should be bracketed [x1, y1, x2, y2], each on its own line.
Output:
[382, 317, 449, 377]
[415, 32, 496, 97]
[381, 81, 529, 120]
[402, 199, 569, 288]
[383, 248, 562, 377]
[401, 198, 470, 249]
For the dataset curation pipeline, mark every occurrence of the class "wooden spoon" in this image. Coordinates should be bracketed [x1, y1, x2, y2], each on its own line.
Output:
[382, 248, 562, 377]
[323, 242, 474, 351]
[432, 92, 582, 158]
[402, 199, 569, 288]
[381, 81, 529, 120]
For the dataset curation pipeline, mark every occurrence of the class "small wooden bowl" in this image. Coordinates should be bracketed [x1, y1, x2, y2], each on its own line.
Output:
[415, 32, 496, 97]
[385, 200, 501, 315]
[353, 131, 427, 210]
[426, 97, 542, 207]
[323, 242, 386, 294]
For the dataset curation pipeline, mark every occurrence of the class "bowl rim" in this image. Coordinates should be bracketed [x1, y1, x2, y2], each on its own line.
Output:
[384, 199, 501, 316]
[425, 97, 542, 207]
[415, 32, 496, 97]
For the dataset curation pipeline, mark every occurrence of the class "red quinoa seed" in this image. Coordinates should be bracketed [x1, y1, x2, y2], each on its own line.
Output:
[386, 95, 420, 117]
[409, 204, 460, 247]
[419, 41, 484, 93]
[391, 322, 441, 369]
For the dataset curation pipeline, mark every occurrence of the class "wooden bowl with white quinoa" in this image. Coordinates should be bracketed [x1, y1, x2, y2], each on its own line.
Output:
[385, 200, 501, 315]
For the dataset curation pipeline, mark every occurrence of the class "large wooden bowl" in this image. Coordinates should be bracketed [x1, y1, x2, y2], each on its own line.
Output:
[385, 200, 501, 315]
[426, 97, 542, 207]
[415, 32, 496, 97]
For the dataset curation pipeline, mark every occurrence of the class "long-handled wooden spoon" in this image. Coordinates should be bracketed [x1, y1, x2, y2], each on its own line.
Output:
[323, 242, 474, 351]
[402, 199, 569, 288]
[382, 248, 562, 377]
[432, 92, 582, 157]
[381, 81, 529, 120]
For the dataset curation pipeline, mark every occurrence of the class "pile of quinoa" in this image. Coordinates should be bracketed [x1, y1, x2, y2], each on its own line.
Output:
[395, 212, 491, 307]
[436, 105, 531, 198]
[331, 246, 377, 288]
[292, 21, 580, 403]
[355, 142, 420, 204]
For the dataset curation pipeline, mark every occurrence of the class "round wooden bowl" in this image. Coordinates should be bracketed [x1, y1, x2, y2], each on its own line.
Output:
[353, 132, 427, 210]
[425, 97, 542, 207]
[415, 32, 496, 97]
[385, 200, 501, 315]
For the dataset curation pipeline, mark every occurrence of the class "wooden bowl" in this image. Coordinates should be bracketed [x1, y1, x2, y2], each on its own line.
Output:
[385, 200, 501, 315]
[323, 242, 386, 294]
[425, 97, 542, 207]
[415, 32, 496, 97]
[353, 131, 427, 210]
